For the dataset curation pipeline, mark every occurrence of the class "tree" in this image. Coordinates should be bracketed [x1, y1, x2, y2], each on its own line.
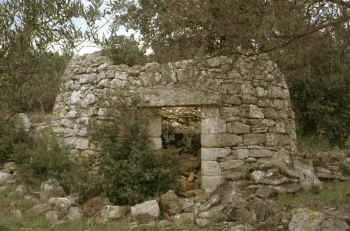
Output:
[0, 0, 103, 118]
[107, 0, 350, 61]
[106, 0, 350, 146]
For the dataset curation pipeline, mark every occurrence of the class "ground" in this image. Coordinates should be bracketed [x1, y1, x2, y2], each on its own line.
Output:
[0, 147, 350, 231]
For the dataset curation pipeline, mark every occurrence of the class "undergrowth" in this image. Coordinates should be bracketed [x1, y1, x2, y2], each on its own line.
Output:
[88, 97, 179, 205]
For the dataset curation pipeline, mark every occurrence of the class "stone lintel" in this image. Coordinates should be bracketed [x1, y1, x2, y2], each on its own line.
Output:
[140, 88, 220, 107]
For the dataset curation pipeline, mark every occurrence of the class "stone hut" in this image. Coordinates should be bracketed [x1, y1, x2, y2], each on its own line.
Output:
[52, 51, 297, 194]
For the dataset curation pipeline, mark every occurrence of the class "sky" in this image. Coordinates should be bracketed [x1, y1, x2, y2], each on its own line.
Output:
[73, 0, 136, 56]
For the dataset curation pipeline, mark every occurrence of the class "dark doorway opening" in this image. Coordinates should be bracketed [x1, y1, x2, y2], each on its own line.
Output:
[160, 107, 202, 197]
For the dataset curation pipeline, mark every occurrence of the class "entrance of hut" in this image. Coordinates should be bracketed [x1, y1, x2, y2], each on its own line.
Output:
[160, 107, 202, 198]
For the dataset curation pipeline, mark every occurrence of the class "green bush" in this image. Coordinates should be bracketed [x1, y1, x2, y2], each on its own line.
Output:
[0, 121, 33, 165]
[101, 35, 148, 66]
[287, 46, 350, 147]
[11, 130, 81, 194]
[0, 52, 70, 115]
[89, 98, 178, 205]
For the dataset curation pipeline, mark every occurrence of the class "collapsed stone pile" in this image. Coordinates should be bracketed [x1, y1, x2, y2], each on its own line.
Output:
[1, 155, 350, 230]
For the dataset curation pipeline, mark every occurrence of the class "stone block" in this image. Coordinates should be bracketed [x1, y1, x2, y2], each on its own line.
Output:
[201, 148, 231, 161]
[201, 134, 221, 147]
[80, 74, 96, 84]
[221, 134, 243, 146]
[241, 95, 258, 104]
[201, 106, 220, 118]
[243, 134, 265, 145]
[201, 176, 224, 194]
[202, 161, 221, 176]
[150, 137, 162, 150]
[271, 99, 284, 109]
[220, 160, 244, 170]
[202, 134, 242, 147]
[76, 138, 89, 150]
[270, 86, 285, 99]
[221, 83, 241, 95]
[147, 114, 161, 137]
[201, 118, 226, 134]
[223, 95, 242, 105]
[264, 108, 278, 119]
[241, 83, 255, 95]
[277, 134, 291, 146]
[232, 149, 249, 159]
[248, 105, 264, 119]
[221, 107, 240, 118]
[101, 205, 129, 220]
[275, 121, 286, 133]
[256, 87, 267, 97]
[228, 122, 250, 134]
[249, 149, 274, 158]
[266, 133, 277, 146]
[131, 200, 160, 219]
[70, 91, 81, 104]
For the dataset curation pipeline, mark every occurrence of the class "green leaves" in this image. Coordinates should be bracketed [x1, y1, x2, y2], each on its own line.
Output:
[0, 0, 103, 115]
[88, 98, 178, 205]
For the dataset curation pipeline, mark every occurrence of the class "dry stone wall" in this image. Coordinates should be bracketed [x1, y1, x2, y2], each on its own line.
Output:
[52, 51, 297, 194]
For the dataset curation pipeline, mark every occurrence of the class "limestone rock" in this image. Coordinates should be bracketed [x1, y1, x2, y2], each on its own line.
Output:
[160, 190, 182, 215]
[45, 210, 59, 224]
[289, 208, 324, 231]
[3, 162, 16, 174]
[16, 113, 32, 131]
[195, 217, 209, 227]
[230, 208, 257, 224]
[131, 200, 160, 219]
[40, 179, 64, 195]
[82, 196, 110, 217]
[320, 218, 349, 231]
[100, 205, 129, 221]
[229, 224, 254, 231]
[67, 206, 82, 221]
[179, 198, 195, 213]
[255, 186, 278, 199]
[11, 209, 22, 219]
[172, 213, 194, 225]
[48, 197, 73, 212]
[29, 203, 51, 215]
[0, 171, 11, 185]
[294, 160, 322, 191]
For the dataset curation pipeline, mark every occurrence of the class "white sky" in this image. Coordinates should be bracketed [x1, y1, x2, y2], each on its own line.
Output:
[73, 0, 136, 56]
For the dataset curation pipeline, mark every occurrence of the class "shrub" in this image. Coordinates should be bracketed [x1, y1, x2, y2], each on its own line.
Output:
[0, 120, 33, 165]
[89, 98, 178, 205]
[101, 35, 148, 66]
[0, 52, 70, 115]
[286, 45, 350, 147]
[12, 130, 81, 194]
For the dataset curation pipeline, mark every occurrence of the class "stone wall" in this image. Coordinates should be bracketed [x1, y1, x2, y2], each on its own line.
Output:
[52, 51, 297, 194]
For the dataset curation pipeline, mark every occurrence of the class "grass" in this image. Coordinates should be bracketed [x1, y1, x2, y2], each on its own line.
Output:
[277, 180, 350, 211]
[0, 187, 203, 231]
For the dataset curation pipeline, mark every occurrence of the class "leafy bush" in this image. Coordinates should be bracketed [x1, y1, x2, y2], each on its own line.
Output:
[13, 130, 80, 193]
[0, 119, 84, 194]
[89, 98, 178, 205]
[0, 52, 70, 115]
[0, 121, 33, 165]
[101, 35, 149, 66]
[287, 45, 350, 147]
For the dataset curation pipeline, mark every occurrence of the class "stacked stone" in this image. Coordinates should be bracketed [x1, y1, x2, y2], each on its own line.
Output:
[52, 51, 297, 194]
